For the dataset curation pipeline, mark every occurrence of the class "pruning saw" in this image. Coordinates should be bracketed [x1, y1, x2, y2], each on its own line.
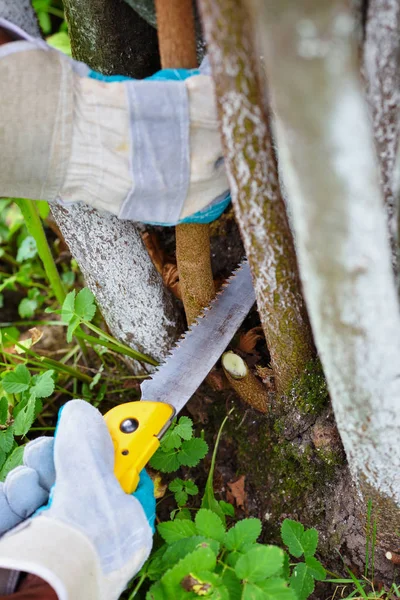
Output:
[104, 260, 255, 494]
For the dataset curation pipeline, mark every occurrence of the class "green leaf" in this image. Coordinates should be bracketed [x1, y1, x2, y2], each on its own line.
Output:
[160, 547, 217, 596]
[0, 428, 14, 454]
[281, 519, 306, 558]
[0, 397, 9, 425]
[301, 528, 318, 557]
[66, 316, 80, 343]
[38, 10, 51, 33]
[219, 500, 235, 517]
[18, 297, 38, 318]
[13, 397, 35, 436]
[290, 563, 315, 600]
[221, 570, 242, 600]
[0, 445, 24, 481]
[146, 547, 168, 581]
[179, 437, 208, 467]
[235, 545, 284, 582]
[157, 519, 197, 544]
[195, 509, 226, 543]
[61, 290, 76, 324]
[162, 429, 182, 451]
[30, 370, 55, 399]
[184, 480, 199, 496]
[174, 416, 193, 440]
[169, 478, 184, 493]
[174, 489, 188, 506]
[225, 518, 262, 552]
[173, 508, 192, 521]
[47, 31, 71, 56]
[305, 556, 326, 581]
[17, 236, 37, 262]
[3, 365, 31, 394]
[150, 448, 181, 473]
[244, 578, 297, 600]
[163, 537, 219, 566]
[75, 288, 96, 321]
[281, 519, 319, 558]
[146, 582, 167, 600]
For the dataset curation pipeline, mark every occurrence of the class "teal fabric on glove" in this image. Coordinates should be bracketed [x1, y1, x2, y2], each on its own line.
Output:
[0, 401, 155, 571]
[89, 67, 231, 225]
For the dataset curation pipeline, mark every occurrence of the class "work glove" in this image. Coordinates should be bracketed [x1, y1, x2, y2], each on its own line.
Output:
[0, 17, 230, 225]
[0, 400, 154, 600]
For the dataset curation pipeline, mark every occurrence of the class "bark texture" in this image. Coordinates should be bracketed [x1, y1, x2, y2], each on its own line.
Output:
[51, 205, 179, 362]
[64, 0, 160, 78]
[247, 0, 400, 548]
[364, 0, 400, 275]
[198, 0, 314, 395]
[52, 0, 181, 361]
[0, 0, 41, 36]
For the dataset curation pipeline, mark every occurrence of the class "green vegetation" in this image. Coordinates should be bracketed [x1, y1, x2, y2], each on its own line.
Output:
[129, 516, 325, 599]
[150, 416, 208, 473]
[33, 0, 71, 55]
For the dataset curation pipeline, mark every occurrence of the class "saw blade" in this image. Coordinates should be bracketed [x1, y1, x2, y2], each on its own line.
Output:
[140, 260, 255, 413]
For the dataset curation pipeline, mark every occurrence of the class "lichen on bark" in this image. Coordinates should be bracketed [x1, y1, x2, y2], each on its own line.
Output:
[363, 0, 400, 276]
[51, 205, 180, 362]
[198, 0, 314, 395]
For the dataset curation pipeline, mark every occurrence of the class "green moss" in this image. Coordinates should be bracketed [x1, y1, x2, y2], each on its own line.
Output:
[315, 446, 344, 468]
[288, 358, 329, 415]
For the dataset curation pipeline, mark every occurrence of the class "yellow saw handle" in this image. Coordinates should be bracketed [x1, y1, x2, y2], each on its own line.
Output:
[104, 401, 175, 494]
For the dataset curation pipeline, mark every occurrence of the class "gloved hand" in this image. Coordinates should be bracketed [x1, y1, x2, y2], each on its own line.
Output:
[0, 18, 230, 225]
[0, 400, 154, 600]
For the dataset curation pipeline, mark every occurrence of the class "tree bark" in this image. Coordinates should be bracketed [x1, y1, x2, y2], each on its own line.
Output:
[52, 0, 181, 361]
[51, 205, 180, 362]
[363, 0, 400, 276]
[198, 0, 314, 395]
[0, 0, 41, 37]
[247, 0, 400, 549]
[64, 0, 160, 78]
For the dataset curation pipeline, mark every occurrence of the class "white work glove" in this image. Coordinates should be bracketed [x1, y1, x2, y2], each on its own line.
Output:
[0, 401, 154, 600]
[0, 18, 230, 225]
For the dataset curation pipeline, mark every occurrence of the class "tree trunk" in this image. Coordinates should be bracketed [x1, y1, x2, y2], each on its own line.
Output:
[51, 205, 180, 363]
[198, 0, 314, 396]
[247, 0, 400, 552]
[363, 0, 400, 277]
[53, 0, 181, 361]
[0, 0, 41, 37]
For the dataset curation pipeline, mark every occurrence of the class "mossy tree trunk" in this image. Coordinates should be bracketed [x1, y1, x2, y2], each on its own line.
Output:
[198, 0, 314, 396]
[246, 0, 400, 552]
[50, 0, 182, 362]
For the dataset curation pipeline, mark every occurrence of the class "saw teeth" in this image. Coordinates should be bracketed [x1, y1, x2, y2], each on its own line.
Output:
[142, 258, 249, 385]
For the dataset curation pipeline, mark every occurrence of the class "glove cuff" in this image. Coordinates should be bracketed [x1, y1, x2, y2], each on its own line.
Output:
[0, 517, 148, 600]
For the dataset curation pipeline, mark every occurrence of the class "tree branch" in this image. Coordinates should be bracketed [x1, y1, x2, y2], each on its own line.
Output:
[198, 0, 314, 394]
